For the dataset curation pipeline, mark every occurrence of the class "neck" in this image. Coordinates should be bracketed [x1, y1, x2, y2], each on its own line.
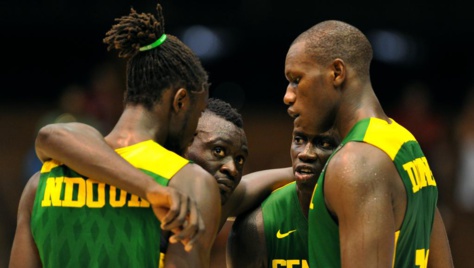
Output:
[336, 83, 389, 138]
[297, 187, 313, 219]
[105, 104, 168, 149]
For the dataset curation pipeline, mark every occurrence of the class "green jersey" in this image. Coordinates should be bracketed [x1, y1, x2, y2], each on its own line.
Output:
[308, 118, 438, 268]
[31, 140, 189, 268]
[262, 182, 309, 268]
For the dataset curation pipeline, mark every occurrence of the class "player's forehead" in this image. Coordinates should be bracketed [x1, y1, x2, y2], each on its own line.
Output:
[285, 42, 316, 76]
[196, 113, 247, 154]
[197, 113, 245, 139]
[286, 42, 308, 63]
[292, 125, 339, 141]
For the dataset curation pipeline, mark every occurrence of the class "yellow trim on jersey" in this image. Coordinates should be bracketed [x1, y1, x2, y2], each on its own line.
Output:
[271, 181, 295, 194]
[364, 118, 416, 160]
[116, 140, 188, 179]
[392, 230, 400, 268]
[309, 183, 317, 210]
[159, 252, 165, 268]
[41, 140, 188, 180]
[41, 160, 62, 173]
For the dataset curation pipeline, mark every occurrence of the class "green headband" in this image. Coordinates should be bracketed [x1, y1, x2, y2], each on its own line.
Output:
[139, 34, 167, 52]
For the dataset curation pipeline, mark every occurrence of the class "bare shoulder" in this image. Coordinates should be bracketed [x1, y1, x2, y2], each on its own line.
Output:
[327, 142, 399, 187]
[325, 142, 402, 213]
[22, 172, 41, 203]
[169, 162, 220, 214]
[171, 162, 217, 188]
[16, 171, 41, 218]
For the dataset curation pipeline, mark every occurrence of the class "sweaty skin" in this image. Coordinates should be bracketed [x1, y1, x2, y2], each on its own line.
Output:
[283, 20, 453, 268]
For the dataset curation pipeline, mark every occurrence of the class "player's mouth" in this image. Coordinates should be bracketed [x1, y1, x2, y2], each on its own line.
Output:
[294, 164, 316, 182]
[287, 107, 299, 119]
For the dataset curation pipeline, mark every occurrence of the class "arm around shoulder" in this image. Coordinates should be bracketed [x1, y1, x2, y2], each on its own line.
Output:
[35, 122, 161, 201]
[35, 122, 207, 247]
[228, 167, 294, 217]
[35, 122, 105, 163]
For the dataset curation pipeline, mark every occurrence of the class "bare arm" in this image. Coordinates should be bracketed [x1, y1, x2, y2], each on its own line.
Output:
[326, 144, 397, 268]
[428, 207, 454, 268]
[163, 163, 221, 267]
[9, 172, 41, 268]
[35, 122, 157, 199]
[35, 122, 204, 248]
[227, 206, 267, 268]
[224, 167, 294, 219]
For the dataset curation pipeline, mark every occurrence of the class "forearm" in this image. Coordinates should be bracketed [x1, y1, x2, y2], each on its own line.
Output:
[35, 123, 157, 199]
[232, 167, 294, 216]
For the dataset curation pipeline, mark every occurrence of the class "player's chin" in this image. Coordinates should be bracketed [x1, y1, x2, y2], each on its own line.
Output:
[218, 183, 233, 205]
[219, 192, 230, 205]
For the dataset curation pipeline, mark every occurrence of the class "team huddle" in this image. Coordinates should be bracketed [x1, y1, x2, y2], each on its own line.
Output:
[10, 3, 453, 268]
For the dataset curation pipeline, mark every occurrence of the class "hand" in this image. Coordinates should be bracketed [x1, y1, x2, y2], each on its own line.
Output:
[146, 185, 205, 252]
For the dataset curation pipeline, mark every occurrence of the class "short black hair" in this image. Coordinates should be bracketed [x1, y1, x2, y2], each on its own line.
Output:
[294, 20, 373, 78]
[103, 3, 209, 109]
[206, 98, 243, 128]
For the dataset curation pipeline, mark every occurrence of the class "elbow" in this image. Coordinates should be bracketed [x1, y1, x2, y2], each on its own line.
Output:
[35, 123, 67, 162]
[35, 124, 53, 162]
[36, 124, 53, 145]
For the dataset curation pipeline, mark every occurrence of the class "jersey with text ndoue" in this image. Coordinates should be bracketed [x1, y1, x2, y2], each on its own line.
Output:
[262, 182, 309, 268]
[31, 140, 189, 268]
[308, 117, 438, 268]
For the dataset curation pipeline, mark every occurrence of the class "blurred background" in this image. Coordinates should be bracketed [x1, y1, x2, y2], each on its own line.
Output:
[1, 0, 473, 267]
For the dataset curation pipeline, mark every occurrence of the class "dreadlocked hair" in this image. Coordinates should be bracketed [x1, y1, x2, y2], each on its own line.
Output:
[103, 3, 209, 110]
[206, 98, 243, 128]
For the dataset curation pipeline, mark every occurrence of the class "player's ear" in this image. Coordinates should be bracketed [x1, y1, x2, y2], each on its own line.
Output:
[332, 59, 346, 87]
[172, 88, 189, 112]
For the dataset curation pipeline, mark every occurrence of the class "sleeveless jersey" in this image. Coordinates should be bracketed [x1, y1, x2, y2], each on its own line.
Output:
[31, 140, 189, 268]
[262, 182, 309, 268]
[308, 118, 438, 268]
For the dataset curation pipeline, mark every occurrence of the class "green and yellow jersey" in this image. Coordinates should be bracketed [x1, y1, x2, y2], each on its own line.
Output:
[308, 118, 438, 268]
[31, 140, 189, 268]
[262, 182, 309, 268]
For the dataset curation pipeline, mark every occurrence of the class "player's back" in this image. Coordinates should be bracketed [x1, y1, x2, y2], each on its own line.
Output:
[31, 140, 189, 268]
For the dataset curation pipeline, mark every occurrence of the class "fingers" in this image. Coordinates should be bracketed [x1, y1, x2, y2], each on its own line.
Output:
[147, 186, 204, 252]
[168, 198, 205, 252]
[183, 210, 205, 252]
[158, 188, 181, 229]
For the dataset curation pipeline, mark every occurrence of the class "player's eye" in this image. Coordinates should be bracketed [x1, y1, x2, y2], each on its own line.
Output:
[318, 138, 338, 151]
[236, 156, 245, 166]
[293, 135, 304, 145]
[213, 147, 225, 157]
